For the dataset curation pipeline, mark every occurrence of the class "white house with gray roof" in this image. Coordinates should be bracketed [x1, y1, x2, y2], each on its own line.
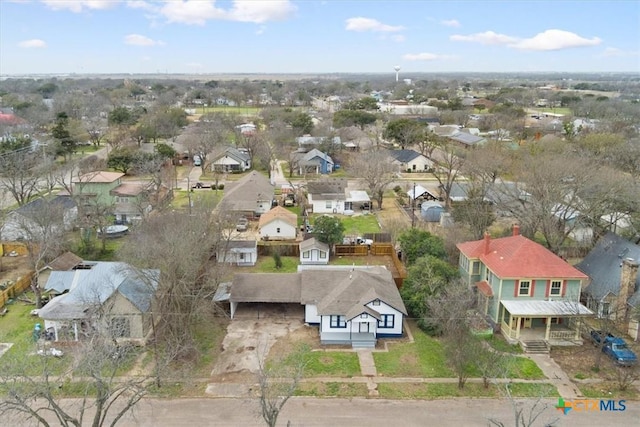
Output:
[229, 266, 406, 348]
[38, 261, 158, 342]
[211, 146, 251, 172]
[216, 240, 258, 266]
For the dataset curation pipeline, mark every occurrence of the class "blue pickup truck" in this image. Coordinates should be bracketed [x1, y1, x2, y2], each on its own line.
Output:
[590, 330, 638, 366]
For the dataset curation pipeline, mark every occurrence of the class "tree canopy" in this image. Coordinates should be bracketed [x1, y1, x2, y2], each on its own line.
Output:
[398, 229, 447, 266]
[383, 118, 427, 149]
[312, 216, 345, 248]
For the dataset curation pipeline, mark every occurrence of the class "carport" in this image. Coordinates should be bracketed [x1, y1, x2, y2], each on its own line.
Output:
[229, 273, 302, 318]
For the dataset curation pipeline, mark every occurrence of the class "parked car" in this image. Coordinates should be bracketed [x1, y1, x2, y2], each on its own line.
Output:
[343, 236, 373, 246]
[193, 155, 202, 166]
[590, 330, 638, 366]
[236, 217, 248, 232]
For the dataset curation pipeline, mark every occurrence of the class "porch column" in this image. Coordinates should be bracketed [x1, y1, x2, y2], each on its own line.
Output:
[574, 318, 581, 340]
[73, 321, 78, 341]
[515, 316, 521, 339]
[53, 324, 59, 342]
[545, 317, 552, 341]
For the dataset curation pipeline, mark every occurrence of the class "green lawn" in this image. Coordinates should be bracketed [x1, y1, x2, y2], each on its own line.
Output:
[249, 256, 299, 273]
[170, 189, 222, 210]
[296, 382, 367, 397]
[484, 336, 523, 354]
[374, 323, 453, 378]
[302, 352, 361, 377]
[309, 214, 380, 236]
[329, 257, 370, 266]
[377, 382, 558, 399]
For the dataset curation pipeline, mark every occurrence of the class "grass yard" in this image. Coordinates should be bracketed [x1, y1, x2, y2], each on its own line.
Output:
[505, 357, 545, 379]
[340, 214, 380, 235]
[374, 322, 453, 378]
[296, 382, 367, 397]
[485, 335, 523, 354]
[170, 189, 222, 210]
[530, 107, 573, 115]
[249, 256, 299, 273]
[302, 351, 361, 377]
[377, 382, 558, 399]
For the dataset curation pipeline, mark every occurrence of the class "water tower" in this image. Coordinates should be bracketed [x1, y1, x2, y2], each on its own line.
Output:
[394, 65, 401, 82]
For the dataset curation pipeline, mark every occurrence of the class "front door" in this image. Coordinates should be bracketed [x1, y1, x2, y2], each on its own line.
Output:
[520, 317, 532, 328]
[359, 322, 369, 333]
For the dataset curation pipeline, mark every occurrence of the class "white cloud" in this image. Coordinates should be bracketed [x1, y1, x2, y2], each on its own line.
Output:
[600, 47, 639, 58]
[345, 17, 404, 33]
[509, 29, 601, 51]
[126, 1, 156, 12]
[441, 19, 460, 28]
[124, 34, 164, 46]
[18, 39, 47, 48]
[403, 52, 455, 61]
[159, 0, 295, 25]
[450, 31, 517, 45]
[41, 0, 114, 13]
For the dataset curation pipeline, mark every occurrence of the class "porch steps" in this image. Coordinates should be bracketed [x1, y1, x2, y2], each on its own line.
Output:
[352, 340, 376, 349]
[521, 340, 550, 354]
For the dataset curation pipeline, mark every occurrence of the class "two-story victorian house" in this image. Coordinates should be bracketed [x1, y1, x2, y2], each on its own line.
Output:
[457, 225, 593, 349]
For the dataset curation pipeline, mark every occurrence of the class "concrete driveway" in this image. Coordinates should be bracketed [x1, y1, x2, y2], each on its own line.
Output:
[210, 304, 304, 379]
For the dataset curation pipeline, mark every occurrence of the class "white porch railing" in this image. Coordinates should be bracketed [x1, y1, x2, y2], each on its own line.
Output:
[501, 321, 516, 339]
[549, 330, 576, 341]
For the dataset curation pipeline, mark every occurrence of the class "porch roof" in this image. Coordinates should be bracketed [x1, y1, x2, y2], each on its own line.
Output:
[476, 280, 493, 297]
[501, 300, 593, 317]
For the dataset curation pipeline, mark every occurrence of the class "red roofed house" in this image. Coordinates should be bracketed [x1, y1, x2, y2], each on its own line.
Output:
[457, 225, 593, 349]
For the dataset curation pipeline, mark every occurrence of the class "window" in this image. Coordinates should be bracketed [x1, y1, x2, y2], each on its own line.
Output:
[471, 261, 480, 275]
[518, 280, 531, 296]
[378, 314, 394, 329]
[319, 251, 327, 258]
[372, 299, 380, 306]
[550, 280, 562, 296]
[110, 317, 130, 338]
[325, 201, 332, 209]
[276, 227, 281, 233]
[360, 314, 368, 319]
[329, 315, 346, 328]
[303, 251, 310, 259]
[239, 253, 244, 260]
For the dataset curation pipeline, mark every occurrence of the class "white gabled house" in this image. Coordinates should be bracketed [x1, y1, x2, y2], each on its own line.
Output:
[229, 266, 406, 348]
[299, 238, 330, 265]
[211, 147, 251, 172]
[217, 240, 258, 266]
[258, 206, 297, 240]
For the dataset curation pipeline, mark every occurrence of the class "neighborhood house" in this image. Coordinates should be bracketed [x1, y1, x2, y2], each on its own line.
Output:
[457, 225, 592, 349]
[229, 266, 406, 348]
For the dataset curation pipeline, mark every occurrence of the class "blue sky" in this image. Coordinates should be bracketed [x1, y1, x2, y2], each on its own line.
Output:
[1, 0, 638, 75]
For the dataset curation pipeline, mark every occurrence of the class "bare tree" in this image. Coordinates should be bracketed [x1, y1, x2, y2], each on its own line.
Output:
[14, 199, 68, 308]
[0, 149, 42, 206]
[488, 383, 559, 427]
[432, 141, 466, 208]
[349, 150, 396, 210]
[426, 281, 478, 389]
[183, 113, 236, 175]
[256, 344, 308, 427]
[0, 312, 148, 427]
[117, 207, 230, 364]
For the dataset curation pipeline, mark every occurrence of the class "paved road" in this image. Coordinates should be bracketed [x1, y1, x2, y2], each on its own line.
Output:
[12, 397, 637, 427]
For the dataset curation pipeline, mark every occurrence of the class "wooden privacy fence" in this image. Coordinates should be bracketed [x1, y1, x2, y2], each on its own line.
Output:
[258, 241, 300, 257]
[334, 245, 368, 256]
[0, 271, 34, 309]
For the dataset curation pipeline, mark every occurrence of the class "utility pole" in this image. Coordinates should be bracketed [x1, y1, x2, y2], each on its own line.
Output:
[411, 182, 416, 228]
[187, 176, 192, 215]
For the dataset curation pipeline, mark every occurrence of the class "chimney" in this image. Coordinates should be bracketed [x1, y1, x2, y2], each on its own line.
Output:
[483, 232, 491, 255]
[512, 224, 520, 236]
[617, 258, 639, 320]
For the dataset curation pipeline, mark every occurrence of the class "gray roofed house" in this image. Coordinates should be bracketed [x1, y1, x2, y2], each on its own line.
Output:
[211, 146, 252, 172]
[216, 240, 258, 266]
[38, 261, 159, 342]
[229, 266, 406, 348]
[1, 195, 77, 241]
[296, 135, 341, 148]
[576, 232, 640, 319]
[388, 149, 433, 173]
[299, 238, 330, 265]
[295, 148, 334, 175]
[447, 131, 486, 148]
[218, 171, 274, 217]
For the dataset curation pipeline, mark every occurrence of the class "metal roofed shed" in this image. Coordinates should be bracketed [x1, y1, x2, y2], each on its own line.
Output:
[420, 201, 445, 222]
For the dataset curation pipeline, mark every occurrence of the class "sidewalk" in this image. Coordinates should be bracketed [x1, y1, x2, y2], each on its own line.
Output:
[526, 353, 583, 398]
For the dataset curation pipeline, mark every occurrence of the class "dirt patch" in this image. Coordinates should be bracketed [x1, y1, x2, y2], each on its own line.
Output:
[0, 255, 32, 283]
[268, 323, 320, 362]
[552, 344, 637, 381]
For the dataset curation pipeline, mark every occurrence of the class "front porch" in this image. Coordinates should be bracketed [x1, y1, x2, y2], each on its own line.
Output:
[499, 299, 593, 347]
[320, 331, 376, 348]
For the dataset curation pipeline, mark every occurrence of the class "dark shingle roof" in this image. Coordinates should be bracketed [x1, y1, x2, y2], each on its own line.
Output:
[16, 195, 76, 215]
[576, 232, 640, 306]
[388, 149, 422, 163]
[307, 178, 347, 195]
